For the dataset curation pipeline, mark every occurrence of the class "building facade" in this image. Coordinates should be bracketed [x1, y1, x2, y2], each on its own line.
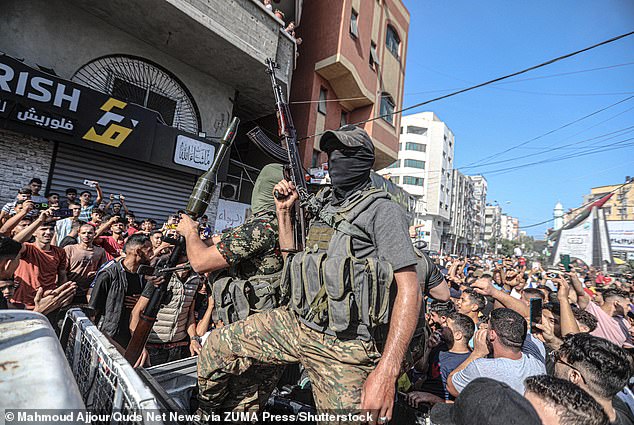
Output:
[289, 0, 410, 171]
[468, 175, 488, 253]
[0, 0, 297, 223]
[377, 111, 455, 252]
[484, 205, 502, 252]
[581, 178, 634, 222]
[448, 170, 476, 255]
[500, 214, 519, 241]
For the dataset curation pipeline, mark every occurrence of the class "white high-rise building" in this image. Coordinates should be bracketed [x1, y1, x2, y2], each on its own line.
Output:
[377, 112, 455, 252]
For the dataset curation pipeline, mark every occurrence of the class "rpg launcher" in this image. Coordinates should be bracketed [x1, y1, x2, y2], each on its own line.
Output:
[247, 59, 320, 251]
[124, 117, 239, 366]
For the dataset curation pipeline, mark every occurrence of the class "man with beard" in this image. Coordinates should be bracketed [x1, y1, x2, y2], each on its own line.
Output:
[196, 126, 421, 422]
[89, 233, 153, 348]
[447, 308, 546, 396]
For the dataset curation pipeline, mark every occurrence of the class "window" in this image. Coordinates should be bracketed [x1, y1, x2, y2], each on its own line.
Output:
[400, 126, 404, 134]
[391, 176, 400, 184]
[398, 143, 402, 151]
[340, 110, 348, 127]
[407, 126, 427, 136]
[386, 160, 401, 169]
[369, 41, 378, 69]
[404, 159, 425, 169]
[403, 176, 424, 186]
[350, 10, 359, 38]
[318, 87, 327, 115]
[386, 25, 400, 59]
[405, 142, 426, 152]
[311, 150, 321, 168]
[112, 78, 176, 126]
[380, 93, 395, 125]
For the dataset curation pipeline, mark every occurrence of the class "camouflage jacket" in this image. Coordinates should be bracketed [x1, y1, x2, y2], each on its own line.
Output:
[215, 211, 283, 278]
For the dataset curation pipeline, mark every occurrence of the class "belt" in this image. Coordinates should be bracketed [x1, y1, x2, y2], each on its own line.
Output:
[146, 340, 189, 349]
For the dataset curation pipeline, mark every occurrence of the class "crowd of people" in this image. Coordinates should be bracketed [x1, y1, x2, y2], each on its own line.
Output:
[403, 254, 634, 425]
[1, 168, 633, 425]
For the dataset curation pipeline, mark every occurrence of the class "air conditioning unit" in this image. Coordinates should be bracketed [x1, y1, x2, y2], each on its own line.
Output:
[220, 182, 239, 201]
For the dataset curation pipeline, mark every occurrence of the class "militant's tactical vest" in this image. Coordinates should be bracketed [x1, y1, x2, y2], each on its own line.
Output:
[148, 273, 200, 344]
[211, 272, 282, 325]
[281, 187, 395, 340]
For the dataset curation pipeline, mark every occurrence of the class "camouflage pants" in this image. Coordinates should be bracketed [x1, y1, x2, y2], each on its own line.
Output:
[198, 306, 381, 413]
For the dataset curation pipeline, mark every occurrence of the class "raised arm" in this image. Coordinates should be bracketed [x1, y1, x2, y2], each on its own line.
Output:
[95, 182, 104, 205]
[0, 201, 33, 236]
[13, 210, 50, 243]
[273, 179, 299, 260]
[568, 269, 590, 309]
[472, 276, 529, 318]
[555, 277, 580, 336]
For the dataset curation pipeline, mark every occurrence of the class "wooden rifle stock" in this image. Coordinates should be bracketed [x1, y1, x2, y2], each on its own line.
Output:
[124, 237, 184, 365]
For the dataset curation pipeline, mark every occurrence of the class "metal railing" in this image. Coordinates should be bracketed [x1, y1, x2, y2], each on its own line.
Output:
[60, 308, 165, 425]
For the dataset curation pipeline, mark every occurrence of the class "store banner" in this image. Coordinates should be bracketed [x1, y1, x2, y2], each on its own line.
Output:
[0, 53, 225, 178]
[608, 220, 634, 253]
[0, 53, 159, 161]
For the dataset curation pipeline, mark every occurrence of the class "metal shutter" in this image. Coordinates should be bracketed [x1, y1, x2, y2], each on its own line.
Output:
[49, 144, 196, 221]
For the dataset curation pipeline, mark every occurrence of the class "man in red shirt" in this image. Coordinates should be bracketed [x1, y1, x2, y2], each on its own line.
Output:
[11, 210, 68, 309]
[95, 219, 126, 260]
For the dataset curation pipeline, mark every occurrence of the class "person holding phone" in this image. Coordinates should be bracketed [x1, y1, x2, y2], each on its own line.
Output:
[77, 181, 103, 222]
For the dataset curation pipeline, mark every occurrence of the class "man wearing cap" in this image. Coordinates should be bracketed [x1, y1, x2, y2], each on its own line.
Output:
[196, 126, 422, 422]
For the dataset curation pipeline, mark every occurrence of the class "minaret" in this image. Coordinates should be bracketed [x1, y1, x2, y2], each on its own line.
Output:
[554, 201, 564, 230]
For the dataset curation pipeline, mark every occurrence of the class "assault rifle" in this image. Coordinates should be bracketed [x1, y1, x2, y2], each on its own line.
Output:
[124, 118, 239, 366]
[247, 58, 320, 251]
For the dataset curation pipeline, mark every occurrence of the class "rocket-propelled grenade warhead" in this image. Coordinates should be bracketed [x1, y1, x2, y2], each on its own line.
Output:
[186, 117, 240, 218]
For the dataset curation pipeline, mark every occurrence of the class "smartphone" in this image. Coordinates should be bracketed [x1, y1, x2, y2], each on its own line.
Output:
[52, 208, 73, 218]
[32, 202, 49, 211]
[560, 254, 571, 272]
[82, 179, 97, 188]
[529, 298, 542, 334]
[137, 265, 156, 275]
[497, 259, 503, 264]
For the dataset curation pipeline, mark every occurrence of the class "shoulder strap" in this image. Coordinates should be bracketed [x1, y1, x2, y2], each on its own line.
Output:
[317, 188, 390, 244]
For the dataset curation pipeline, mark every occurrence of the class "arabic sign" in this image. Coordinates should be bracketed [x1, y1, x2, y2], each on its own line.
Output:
[174, 135, 215, 171]
[0, 54, 157, 161]
[553, 210, 594, 266]
[608, 221, 634, 252]
[214, 199, 250, 233]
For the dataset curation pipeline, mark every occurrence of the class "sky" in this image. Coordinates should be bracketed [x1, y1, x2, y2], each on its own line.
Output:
[401, 0, 634, 238]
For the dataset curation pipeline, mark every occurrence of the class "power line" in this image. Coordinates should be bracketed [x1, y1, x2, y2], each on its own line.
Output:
[519, 178, 633, 229]
[298, 30, 634, 142]
[461, 95, 634, 169]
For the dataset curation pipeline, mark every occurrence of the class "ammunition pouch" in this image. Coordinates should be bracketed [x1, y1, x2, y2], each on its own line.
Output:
[282, 248, 394, 334]
[211, 272, 281, 325]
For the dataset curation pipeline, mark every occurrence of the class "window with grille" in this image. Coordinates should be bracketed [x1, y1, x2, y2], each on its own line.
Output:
[404, 159, 425, 169]
[386, 25, 400, 59]
[403, 176, 424, 186]
[72, 55, 200, 133]
[318, 87, 328, 115]
[405, 142, 426, 152]
[407, 126, 427, 136]
[380, 93, 395, 125]
[350, 10, 359, 38]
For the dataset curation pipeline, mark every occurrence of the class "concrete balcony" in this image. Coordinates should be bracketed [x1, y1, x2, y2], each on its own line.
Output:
[69, 0, 296, 119]
[315, 54, 375, 111]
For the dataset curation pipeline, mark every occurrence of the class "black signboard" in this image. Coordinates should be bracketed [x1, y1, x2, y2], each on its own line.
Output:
[0, 53, 223, 176]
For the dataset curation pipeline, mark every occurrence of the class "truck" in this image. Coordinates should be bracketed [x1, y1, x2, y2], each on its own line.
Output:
[1, 307, 430, 425]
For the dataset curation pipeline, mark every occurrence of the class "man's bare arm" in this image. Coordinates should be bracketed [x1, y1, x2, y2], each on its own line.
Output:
[429, 279, 450, 301]
[361, 266, 421, 421]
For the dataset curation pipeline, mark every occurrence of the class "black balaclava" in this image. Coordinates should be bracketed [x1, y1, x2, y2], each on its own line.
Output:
[320, 125, 375, 205]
